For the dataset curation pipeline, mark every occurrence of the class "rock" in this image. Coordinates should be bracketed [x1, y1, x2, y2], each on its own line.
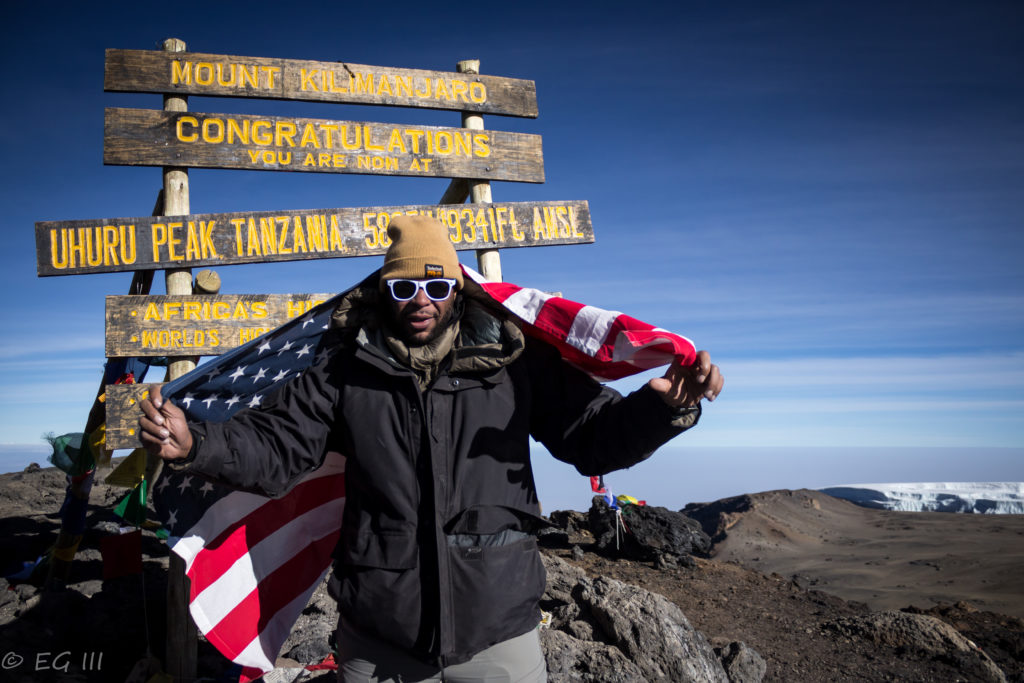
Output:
[716, 641, 766, 683]
[541, 554, 730, 683]
[542, 629, 646, 682]
[824, 610, 1007, 682]
[588, 497, 710, 561]
[585, 577, 729, 682]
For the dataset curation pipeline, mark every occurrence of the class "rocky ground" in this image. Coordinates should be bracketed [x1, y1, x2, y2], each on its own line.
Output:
[0, 463, 1022, 682]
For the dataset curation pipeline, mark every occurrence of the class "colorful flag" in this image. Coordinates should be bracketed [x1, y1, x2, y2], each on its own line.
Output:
[152, 265, 696, 680]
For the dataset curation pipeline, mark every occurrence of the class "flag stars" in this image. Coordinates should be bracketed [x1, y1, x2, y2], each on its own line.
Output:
[157, 476, 170, 492]
[201, 394, 220, 409]
[225, 395, 241, 408]
[301, 316, 315, 329]
[166, 509, 178, 530]
[252, 368, 268, 383]
[257, 339, 272, 355]
[277, 341, 294, 356]
[229, 365, 247, 383]
[248, 394, 263, 408]
[181, 393, 196, 408]
[177, 475, 193, 494]
[199, 481, 215, 497]
[272, 369, 290, 382]
[295, 344, 312, 359]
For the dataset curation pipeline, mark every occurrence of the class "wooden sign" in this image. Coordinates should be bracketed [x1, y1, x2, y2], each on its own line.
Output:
[104, 108, 544, 183]
[37, 200, 592, 276]
[106, 293, 333, 357]
[104, 49, 538, 118]
[105, 383, 160, 449]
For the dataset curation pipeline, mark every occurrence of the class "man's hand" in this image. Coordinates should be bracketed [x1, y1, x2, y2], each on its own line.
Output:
[139, 385, 193, 461]
[648, 350, 723, 409]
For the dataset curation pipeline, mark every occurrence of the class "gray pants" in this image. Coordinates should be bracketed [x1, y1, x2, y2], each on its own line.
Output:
[335, 618, 547, 683]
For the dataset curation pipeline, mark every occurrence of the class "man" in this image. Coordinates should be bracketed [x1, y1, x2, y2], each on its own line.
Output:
[141, 215, 723, 682]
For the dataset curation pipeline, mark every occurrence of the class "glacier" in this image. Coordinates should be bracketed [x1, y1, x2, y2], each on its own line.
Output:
[818, 482, 1024, 514]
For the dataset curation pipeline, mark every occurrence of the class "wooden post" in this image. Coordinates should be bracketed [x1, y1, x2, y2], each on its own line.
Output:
[161, 36, 198, 683]
[457, 59, 502, 282]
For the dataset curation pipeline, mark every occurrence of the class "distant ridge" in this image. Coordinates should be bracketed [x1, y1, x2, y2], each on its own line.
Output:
[819, 482, 1024, 514]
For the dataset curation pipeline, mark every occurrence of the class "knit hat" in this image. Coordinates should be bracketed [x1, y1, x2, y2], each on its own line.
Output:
[379, 215, 464, 291]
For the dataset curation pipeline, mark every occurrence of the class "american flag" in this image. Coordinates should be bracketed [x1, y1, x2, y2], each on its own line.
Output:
[152, 265, 696, 681]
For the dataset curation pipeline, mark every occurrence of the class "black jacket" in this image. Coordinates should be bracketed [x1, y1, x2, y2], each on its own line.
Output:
[184, 282, 696, 664]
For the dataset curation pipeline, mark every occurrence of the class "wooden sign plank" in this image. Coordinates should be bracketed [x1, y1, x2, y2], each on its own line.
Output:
[104, 108, 544, 183]
[36, 200, 592, 276]
[104, 49, 538, 118]
[105, 383, 161, 449]
[106, 293, 334, 357]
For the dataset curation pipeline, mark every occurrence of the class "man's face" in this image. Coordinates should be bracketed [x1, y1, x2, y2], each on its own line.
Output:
[386, 280, 457, 345]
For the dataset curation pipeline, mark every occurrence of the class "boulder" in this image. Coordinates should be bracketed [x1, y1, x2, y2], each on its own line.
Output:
[716, 641, 767, 683]
[588, 497, 710, 561]
[541, 553, 731, 682]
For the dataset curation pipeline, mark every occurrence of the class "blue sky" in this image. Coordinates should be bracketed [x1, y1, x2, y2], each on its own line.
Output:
[1, 1, 1021, 508]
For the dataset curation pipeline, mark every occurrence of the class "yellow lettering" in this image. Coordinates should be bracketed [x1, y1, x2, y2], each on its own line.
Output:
[163, 302, 182, 320]
[353, 72, 373, 94]
[299, 123, 320, 148]
[395, 76, 413, 97]
[252, 120, 273, 145]
[238, 65, 258, 88]
[120, 224, 137, 264]
[473, 133, 490, 157]
[340, 125, 361, 150]
[277, 217, 292, 254]
[434, 78, 451, 100]
[376, 75, 393, 97]
[261, 66, 280, 89]
[469, 82, 487, 103]
[202, 118, 224, 143]
[532, 207, 547, 239]
[233, 302, 249, 319]
[246, 218, 261, 256]
[387, 129, 407, 154]
[176, 116, 199, 142]
[452, 79, 469, 103]
[195, 62, 214, 86]
[151, 224, 167, 262]
[251, 301, 268, 319]
[275, 121, 297, 147]
[185, 221, 201, 260]
[102, 226, 118, 266]
[143, 303, 160, 321]
[49, 229, 68, 269]
[216, 63, 236, 87]
[292, 216, 308, 253]
[364, 126, 385, 151]
[183, 302, 202, 320]
[300, 68, 319, 91]
[227, 118, 250, 144]
[363, 214, 379, 248]
[171, 60, 191, 85]
[167, 222, 184, 261]
[259, 217, 277, 254]
[232, 218, 245, 256]
[212, 301, 231, 319]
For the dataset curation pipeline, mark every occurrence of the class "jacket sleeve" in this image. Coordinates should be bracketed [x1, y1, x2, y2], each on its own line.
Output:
[525, 338, 699, 476]
[183, 346, 345, 498]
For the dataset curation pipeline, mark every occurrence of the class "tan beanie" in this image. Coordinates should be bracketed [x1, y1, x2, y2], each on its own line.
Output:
[379, 215, 463, 291]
